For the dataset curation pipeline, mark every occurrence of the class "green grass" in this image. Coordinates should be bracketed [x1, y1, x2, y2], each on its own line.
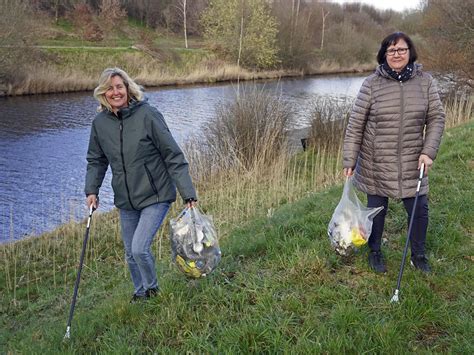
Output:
[1, 122, 473, 353]
[38, 16, 205, 50]
[37, 45, 211, 80]
[55, 18, 74, 33]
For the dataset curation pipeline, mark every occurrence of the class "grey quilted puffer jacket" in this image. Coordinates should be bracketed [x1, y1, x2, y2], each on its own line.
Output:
[343, 63, 445, 199]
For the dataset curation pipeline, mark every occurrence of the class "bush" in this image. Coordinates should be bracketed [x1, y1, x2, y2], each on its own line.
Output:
[323, 20, 377, 66]
[196, 85, 293, 174]
[307, 97, 352, 153]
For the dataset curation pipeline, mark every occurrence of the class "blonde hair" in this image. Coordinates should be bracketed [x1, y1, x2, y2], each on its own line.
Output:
[93, 67, 144, 112]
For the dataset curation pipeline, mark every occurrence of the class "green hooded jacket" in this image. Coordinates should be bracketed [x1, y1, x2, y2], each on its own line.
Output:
[85, 100, 197, 210]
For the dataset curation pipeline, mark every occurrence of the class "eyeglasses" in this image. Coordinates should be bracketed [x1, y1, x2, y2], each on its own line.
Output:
[386, 48, 409, 56]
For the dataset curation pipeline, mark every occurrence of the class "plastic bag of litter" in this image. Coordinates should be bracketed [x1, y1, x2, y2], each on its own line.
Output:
[328, 178, 384, 256]
[170, 206, 221, 278]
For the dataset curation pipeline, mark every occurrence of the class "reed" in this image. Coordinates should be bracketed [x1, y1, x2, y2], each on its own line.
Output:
[9, 67, 96, 95]
[307, 61, 375, 75]
[306, 97, 352, 153]
[443, 91, 473, 128]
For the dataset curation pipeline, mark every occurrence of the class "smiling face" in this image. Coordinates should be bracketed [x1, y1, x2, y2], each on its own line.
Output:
[386, 39, 410, 72]
[105, 75, 129, 113]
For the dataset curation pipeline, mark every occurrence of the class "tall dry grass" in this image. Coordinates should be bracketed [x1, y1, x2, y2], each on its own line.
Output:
[9, 67, 96, 95]
[5, 51, 300, 95]
[201, 86, 292, 172]
[444, 92, 473, 128]
[182, 87, 346, 233]
[0, 209, 125, 306]
[306, 97, 352, 153]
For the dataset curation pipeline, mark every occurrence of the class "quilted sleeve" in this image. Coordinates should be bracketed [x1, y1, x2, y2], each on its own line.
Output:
[343, 77, 372, 169]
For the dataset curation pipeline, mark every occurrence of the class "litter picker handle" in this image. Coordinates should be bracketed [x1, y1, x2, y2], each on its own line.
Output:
[390, 162, 425, 303]
[64, 206, 95, 340]
[416, 163, 425, 192]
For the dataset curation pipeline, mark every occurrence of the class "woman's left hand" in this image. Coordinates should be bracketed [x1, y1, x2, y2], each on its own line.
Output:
[418, 154, 433, 175]
[186, 198, 197, 209]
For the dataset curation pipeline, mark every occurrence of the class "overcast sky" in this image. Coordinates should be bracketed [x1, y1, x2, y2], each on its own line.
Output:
[330, 0, 422, 12]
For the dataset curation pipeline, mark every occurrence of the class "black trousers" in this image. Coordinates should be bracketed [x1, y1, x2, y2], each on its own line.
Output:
[367, 194, 429, 255]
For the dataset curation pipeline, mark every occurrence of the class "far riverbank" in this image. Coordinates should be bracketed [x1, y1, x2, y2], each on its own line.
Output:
[0, 46, 375, 97]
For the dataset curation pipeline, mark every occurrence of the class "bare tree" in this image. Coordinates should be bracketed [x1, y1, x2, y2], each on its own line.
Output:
[420, 0, 474, 83]
[237, 0, 244, 68]
[99, 0, 127, 33]
[236, 0, 245, 95]
[289, 0, 301, 54]
[0, 0, 45, 86]
[182, 0, 187, 48]
[320, 7, 329, 51]
[30, 0, 77, 23]
[172, 0, 188, 48]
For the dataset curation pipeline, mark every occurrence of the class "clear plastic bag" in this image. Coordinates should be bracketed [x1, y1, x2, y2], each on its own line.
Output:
[170, 206, 221, 278]
[328, 178, 384, 256]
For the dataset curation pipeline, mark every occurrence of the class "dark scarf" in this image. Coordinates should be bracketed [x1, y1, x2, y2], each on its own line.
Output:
[382, 61, 414, 82]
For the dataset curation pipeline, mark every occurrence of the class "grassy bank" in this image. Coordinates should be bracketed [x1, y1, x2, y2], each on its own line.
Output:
[1, 113, 472, 352]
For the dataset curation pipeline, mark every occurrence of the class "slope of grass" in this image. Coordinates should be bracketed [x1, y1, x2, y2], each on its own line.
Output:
[1, 122, 473, 353]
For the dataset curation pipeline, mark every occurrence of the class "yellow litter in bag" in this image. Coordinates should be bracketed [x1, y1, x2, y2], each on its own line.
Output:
[351, 227, 367, 247]
[176, 255, 202, 278]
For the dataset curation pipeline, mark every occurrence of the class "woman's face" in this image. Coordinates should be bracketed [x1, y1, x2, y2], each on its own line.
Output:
[105, 75, 128, 113]
[386, 39, 410, 72]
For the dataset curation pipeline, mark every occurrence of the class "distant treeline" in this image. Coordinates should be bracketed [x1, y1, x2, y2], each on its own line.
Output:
[0, 0, 472, 93]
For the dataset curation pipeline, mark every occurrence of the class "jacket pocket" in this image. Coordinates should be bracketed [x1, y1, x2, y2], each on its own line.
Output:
[144, 163, 159, 200]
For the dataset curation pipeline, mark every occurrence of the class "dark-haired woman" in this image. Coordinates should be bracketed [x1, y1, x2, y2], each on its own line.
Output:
[343, 32, 445, 273]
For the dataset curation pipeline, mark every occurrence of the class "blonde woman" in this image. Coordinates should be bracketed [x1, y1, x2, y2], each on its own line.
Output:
[85, 68, 197, 302]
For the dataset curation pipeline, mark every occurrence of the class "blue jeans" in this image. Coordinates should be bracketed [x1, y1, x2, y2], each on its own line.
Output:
[367, 194, 429, 255]
[119, 202, 170, 296]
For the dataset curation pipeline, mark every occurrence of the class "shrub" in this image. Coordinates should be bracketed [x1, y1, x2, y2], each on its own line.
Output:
[196, 85, 293, 174]
[307, 97, 352, 153]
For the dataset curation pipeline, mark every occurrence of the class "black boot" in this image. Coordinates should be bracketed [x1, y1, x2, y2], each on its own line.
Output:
[145, 287, 160, 298]
[368, 251, 387, 273]
[130, 293, 147, 304]
[410, 254, 431, 273]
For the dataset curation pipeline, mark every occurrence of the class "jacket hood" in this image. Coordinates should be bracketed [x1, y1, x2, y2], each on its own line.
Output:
[103, 99, 148, 119]
[375, 63, 423, 81]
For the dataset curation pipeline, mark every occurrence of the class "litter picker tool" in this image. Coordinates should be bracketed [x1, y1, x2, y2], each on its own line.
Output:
[64, 205, 95, 340]
[390, 163, 425, 303]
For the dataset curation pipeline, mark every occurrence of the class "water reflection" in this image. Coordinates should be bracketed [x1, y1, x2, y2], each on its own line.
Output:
[0, 74, 365, 242]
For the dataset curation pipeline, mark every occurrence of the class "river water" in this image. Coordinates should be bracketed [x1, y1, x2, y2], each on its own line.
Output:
[0, 74, 365, 242]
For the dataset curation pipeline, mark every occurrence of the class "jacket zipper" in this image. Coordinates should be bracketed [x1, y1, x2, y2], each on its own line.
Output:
[144, 163, 160, 202]
[119, 118, 136, 210]
[398, 81, 404, 197]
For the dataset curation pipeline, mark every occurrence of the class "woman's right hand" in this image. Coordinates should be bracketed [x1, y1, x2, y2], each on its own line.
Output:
[343, 168, 353, 177]
[86, 194, 99, 210]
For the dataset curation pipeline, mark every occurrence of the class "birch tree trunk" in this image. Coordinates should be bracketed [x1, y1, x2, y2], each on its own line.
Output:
[183, 0, 188, 49]
[237, 0, 245, 95]
[54, 0, 59, 24]
[320, 8, 329, 51]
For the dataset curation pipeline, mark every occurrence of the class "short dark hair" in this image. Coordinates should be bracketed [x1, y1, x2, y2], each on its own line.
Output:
[376, 32, 418, 65]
